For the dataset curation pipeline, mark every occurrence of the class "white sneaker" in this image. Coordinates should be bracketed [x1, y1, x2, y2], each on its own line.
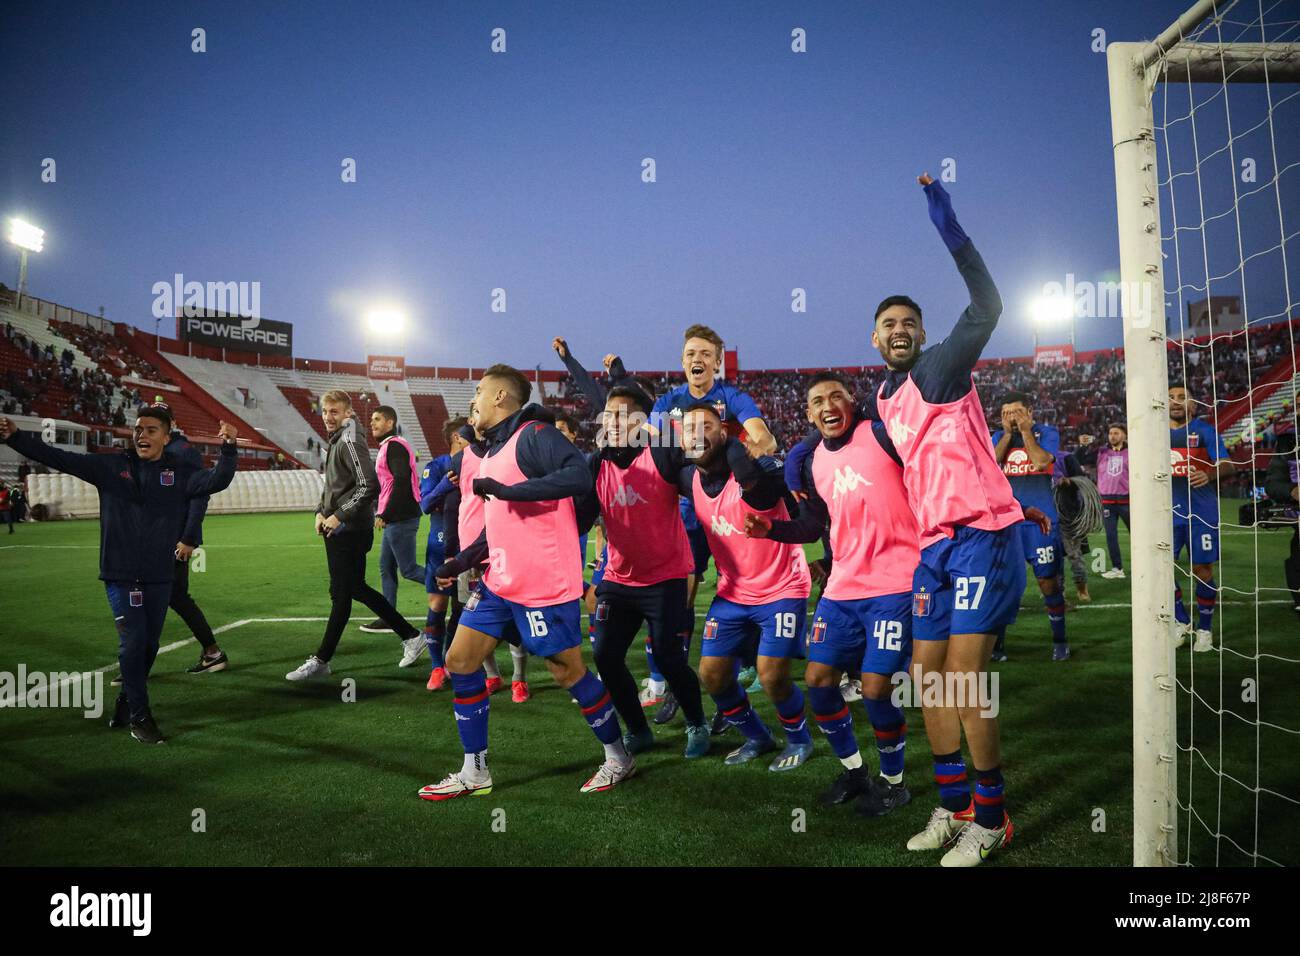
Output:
[1172, 623, 1192, 649]
[840, 676, 863, 703]
[580, 757, 636, 793]
[1193, 629, 1215, 653]
[418, 772, 493, 801]
[1101, 567, 1126, 580]
[906, 804, 974, 851]
[398, 635, 426, 667]
[638, 684, 663, 707]
[940, 814, 1015, 867]
[286, 656, 331, 681]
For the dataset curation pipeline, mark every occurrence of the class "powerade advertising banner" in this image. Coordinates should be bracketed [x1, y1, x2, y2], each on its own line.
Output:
[177, 311, 293, 357]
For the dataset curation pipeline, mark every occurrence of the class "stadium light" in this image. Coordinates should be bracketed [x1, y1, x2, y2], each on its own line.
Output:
[1029, 291, 1078, 350]
[8, 218, 44, 252]
[7, 218, 45, 307]
[365, 309, 406, 337]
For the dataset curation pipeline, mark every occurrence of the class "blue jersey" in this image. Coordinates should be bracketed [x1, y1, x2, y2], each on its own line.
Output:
[650, 380, 763, 436]
[1171, 418, 1226, 525]
[992, 425, 1059, 521]
[419, 453, 453, 514]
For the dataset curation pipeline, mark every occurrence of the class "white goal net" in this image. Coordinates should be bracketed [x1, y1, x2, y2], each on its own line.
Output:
[1109, 0, 1300, 866]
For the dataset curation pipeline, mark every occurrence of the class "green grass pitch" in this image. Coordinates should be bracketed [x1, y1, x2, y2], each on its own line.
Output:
[0, 507, 1295, 867]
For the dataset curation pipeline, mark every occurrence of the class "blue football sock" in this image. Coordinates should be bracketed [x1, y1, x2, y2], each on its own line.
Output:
[863, 695, 907, 780]
[646, 637, 663, 684]
[450, 670, 490, 754]
[711, 681, 771, 742]
[424, 609, 446, 670]
[809, 684, 859, 762]
[933, 750, 970, 813]
[1044, 591, 1066, 644]
[973, 765, 1006, 829]
[1195, 578, 1216, 632]
[774, 684, 811, 745]
[1173, 584, 1190, 626]
[570, 670, 622, 746]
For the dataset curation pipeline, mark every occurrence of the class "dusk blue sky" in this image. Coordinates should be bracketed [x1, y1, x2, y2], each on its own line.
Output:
[3, 1, 1295, 372]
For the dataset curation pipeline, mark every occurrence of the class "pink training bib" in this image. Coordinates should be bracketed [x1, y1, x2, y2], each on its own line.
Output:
[457, 445, 485, 550]
[876, 376, 1022, 548]
[597, 447, 693, 587]
[479, 422, 583, 606]
[811, 422, 919, 599]
[376, 434, 420, 516]
[691, 470, 810, 604]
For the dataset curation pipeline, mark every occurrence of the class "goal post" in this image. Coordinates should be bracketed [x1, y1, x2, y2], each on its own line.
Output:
[1108, 0, 1300, 867]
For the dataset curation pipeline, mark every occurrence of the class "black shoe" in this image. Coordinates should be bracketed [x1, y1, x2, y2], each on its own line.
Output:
[990, 650, 1008, 663]
[358, 619, 391, 633]
[854, 777, 911, 818]
[107, 695, 130, 729]
[186, 651, 228, 674]
[110, 673, 123, 686]
[653, 691, 679, 725]
[129, 715, 166, 744]
[709, 708, 730, 736]
[820, 766, 870, 807]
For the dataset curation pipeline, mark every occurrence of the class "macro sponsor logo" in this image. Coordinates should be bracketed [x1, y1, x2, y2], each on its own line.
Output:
[1001, 448, 1049, 478]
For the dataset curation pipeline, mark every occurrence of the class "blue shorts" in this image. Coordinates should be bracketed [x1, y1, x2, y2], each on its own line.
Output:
[809, 593, 913, 676]
[423, 516, 454, 595]
[687, 526, 711, 576]
[701, 595, 806, 660]
[1174, 520, 1219, 564]
[457, 581, 582, 658]
[912, 525, 1026, 640]
[1017, 520, 1064, 579]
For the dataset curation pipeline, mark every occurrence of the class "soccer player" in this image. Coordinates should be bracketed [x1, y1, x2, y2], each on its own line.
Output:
[791, 175, 1026, 864]
[575, 385, 711, 759]
[165, 425, 229, 674]
[421, 365, 631, 798]
[417, 416, 468, 690]
[0, 407, 238, 743]
[435, 406, 509, 696]
[746, 371, 917, 813]
[992, 392, 1070, 661]
[0, 479, 12, 534]
[286, 391, 425, 681]
[1085, 425, 1131, 579]
[680, 403, 814, 771]
[1169, 385, 1233, 652]
[360, 406, 426, 637]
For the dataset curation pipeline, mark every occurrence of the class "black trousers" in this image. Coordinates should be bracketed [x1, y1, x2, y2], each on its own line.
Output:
[317, 528, 418, 661]
[1103, 503, 1131, 570]
[169, 557, 216, 650]
[1286, 526, 1300, 610]
[592, 577, 705, 733]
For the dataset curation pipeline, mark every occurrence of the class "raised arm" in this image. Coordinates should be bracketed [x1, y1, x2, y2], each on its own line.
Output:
[184, 423, 239, 497]
[919, 175, 1004, 379]
[553, 337, 608, 413]
[0, 418, 119, 488]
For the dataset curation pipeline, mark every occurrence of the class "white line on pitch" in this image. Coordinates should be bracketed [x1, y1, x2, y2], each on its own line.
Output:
[8, 617, 330, 707]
